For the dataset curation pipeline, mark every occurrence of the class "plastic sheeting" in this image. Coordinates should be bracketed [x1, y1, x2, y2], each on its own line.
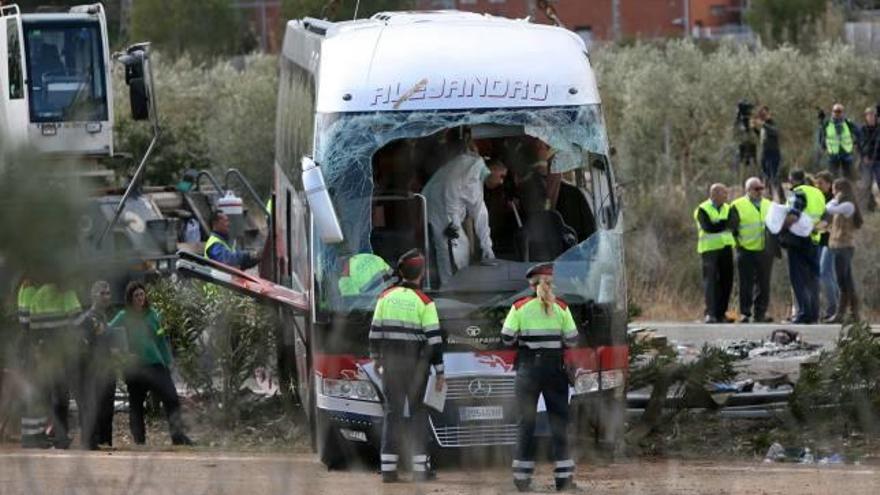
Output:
[312, 104, 610, 303]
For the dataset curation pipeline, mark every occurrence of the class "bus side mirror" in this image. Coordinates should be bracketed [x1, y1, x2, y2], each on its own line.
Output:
[118, 44, 153, 121]
[301, 157, 344, 244]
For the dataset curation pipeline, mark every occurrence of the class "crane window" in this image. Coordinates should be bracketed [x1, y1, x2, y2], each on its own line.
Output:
[22, 20, 108, 122]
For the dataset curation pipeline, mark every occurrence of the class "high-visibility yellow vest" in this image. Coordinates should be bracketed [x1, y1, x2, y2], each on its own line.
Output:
[501, 297, 578, 350]
[17, 284, 36, 329]
[29, 284, 81, 331]
[693, 200, 735, 254]
[794, 185, 826, 244]
[825, 120, 854, 155]
[204, 233, 233, 259]
[338, 254, 391, 297]
[731, 196, 771, 251]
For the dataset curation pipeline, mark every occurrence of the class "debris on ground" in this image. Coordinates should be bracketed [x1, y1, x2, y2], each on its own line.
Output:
[764, 442, 849, 465]
[721, 329, 821, 360]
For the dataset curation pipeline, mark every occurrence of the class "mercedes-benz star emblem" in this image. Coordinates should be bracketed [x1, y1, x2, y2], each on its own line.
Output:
[468, 379, 492, 398]
[466, 326, 481, 337]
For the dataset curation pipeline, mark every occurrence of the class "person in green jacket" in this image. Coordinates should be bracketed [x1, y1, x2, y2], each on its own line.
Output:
[111, 282, 193, 446]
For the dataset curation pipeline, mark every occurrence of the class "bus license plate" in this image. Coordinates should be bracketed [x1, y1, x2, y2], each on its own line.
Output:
[459, 406, 503, 422]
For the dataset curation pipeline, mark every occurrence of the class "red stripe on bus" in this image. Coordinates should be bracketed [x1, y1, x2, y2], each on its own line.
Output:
[313, 345, 628, 379]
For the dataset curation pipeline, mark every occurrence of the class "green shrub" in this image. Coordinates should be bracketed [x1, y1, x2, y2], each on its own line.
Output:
[148, 278, 277, 426]
[790, 321, 880, 433]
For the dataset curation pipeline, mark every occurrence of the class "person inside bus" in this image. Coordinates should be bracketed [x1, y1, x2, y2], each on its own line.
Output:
[512, 140, 577, 261]
[483, 158, 519, 258]
[421, 127, 497, 287]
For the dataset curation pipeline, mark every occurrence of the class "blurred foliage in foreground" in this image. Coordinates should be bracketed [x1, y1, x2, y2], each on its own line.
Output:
[148, 278, 278, 426]
[791, 321, 880, 433]
[0, 139, 88, 289]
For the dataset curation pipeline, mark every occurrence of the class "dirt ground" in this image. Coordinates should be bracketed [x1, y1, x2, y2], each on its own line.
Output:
[1, 449, 879, 495]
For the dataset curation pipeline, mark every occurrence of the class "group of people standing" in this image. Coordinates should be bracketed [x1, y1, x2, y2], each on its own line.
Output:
[16, 279, 192, 449]
[696, 101, 875, 324]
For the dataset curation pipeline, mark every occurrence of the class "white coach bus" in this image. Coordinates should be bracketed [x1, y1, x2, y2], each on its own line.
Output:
[272, 11, 627, 468]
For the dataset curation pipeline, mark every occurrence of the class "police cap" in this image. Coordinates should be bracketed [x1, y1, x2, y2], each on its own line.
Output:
[526, 263, 554, 279]
[397, 248, 425, 271]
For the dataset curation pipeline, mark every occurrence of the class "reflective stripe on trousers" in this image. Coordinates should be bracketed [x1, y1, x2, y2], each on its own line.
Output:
[512, 459, 535, 480]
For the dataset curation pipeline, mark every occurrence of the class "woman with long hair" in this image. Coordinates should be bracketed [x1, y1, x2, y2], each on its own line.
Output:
[501, 263, 579, 492]
[824, 178, 863, 323]
[110, 282, 193, 445]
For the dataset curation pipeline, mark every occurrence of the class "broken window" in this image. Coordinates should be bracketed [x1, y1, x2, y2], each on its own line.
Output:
[311, 105, 623, 340]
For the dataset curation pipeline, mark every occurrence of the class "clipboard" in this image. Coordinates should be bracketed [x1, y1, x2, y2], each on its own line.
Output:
[423, 374, 448, 412]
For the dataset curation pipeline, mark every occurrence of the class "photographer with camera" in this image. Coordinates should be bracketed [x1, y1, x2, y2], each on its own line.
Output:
[820, 103, 861, 179]
[754, 105, 783, 200]
[735, 100, 757, 169]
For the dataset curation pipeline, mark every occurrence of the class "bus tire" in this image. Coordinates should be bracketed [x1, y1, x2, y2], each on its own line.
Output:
[316, 409, 347, 469]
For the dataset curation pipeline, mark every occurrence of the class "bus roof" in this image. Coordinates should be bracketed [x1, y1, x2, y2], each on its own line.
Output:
[284, 10, 600, 113]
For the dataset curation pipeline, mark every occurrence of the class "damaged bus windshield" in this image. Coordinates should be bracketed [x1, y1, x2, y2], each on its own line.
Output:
[313, 105, 624, 351]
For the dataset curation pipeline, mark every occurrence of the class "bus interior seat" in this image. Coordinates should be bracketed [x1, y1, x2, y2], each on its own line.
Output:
[555, 182, 596, 242]
[521, 210, 577, 262]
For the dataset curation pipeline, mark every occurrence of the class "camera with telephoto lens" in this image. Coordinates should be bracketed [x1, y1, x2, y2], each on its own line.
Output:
[735, 100, 753, 131]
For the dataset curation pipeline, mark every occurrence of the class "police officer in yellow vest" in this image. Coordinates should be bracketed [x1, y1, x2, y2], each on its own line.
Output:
[821, 103, 861, 179]
[338, 253, 393, 297]
[502, 263, 579, 492]
[370, 249, 445, 483]
[784, 170, 827, 324]
[16, 278, 51, 448]
[27, 282, 83, 449]
[729, 178, 774, 323]
[204, 211, 260, 270]
[694, 183, 736, 324]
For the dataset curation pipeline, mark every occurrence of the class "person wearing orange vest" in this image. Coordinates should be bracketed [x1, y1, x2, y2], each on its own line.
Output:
[693, 183, 736, 323]
[729, 178, 774, 323]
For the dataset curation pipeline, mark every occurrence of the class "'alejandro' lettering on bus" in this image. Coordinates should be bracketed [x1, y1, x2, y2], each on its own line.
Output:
[370, 76, 550, 106]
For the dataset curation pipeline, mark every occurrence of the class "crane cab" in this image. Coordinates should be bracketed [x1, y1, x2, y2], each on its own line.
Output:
[1, 3, 113, 158]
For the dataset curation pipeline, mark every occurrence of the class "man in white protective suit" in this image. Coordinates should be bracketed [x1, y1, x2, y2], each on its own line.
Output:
[422, 128, 497, 287]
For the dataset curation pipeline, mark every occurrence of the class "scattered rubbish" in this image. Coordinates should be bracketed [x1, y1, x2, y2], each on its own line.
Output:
[764, 443, 847, 465]
[764, 443, 814, 463]
[722, 329, 821, 360]
[801, 448, 815, 464]
[818, 454, 845, 465]
[770, 329, 799, 346]
[764, 442, 785, 462]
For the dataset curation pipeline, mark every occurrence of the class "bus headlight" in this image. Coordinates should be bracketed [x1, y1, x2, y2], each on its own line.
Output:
[601, 369, 626, 390]
[321, 378, 380, 402]
[573, 372, 599, 395]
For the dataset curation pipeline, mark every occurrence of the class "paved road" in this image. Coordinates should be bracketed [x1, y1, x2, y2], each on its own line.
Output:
[1, 450, 878, 494]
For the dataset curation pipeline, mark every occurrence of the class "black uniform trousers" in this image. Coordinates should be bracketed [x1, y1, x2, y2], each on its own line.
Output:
[78, 349, 116, 449]
[737, 248, 772, 319]
[701, 246, 734, 320]
[380, 352, 430, 475]
[512, 350, 574, 484]
[124, 364, 184, 444]
[787, 241, 821, 323]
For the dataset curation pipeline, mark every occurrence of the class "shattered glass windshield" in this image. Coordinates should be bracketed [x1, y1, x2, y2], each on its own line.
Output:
[312, 105, 619, 324]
